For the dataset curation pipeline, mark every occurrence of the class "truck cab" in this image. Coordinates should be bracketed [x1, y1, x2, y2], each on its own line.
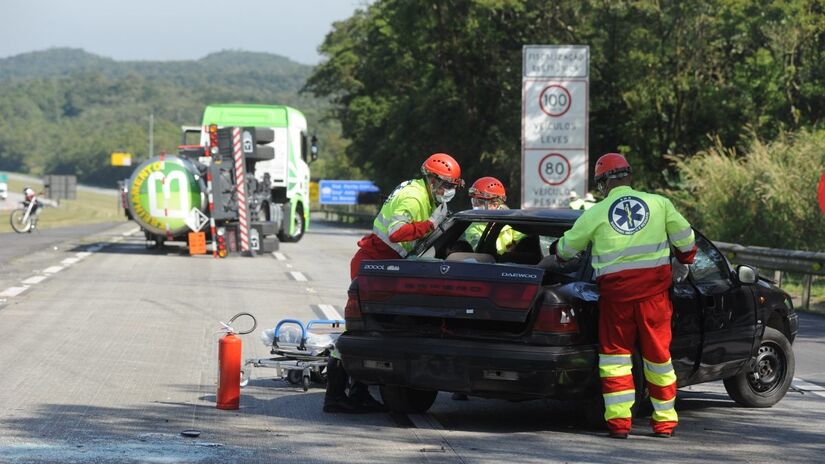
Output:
[199, 104, 316, 242]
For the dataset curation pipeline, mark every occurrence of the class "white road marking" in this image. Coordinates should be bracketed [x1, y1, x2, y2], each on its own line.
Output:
[22, 276, 48, 285]
[123, 227, 140, 236]
[273, 252, 287, 260]
[317, 304, 343, 321]
[0, 286, 29, 297]
[61, 258, 80, 265]
[286, 263, 294, 269]
[43, 266, 64, 274]
[75, 252, 92, 259]
[289, 271, 308, 282]
[793, 378, 825, 399]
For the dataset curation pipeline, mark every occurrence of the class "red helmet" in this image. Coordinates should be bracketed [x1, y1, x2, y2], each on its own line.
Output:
[421, 153, 463, 187]
[594, 153, 632, 181]
[469, 177, 506, 201]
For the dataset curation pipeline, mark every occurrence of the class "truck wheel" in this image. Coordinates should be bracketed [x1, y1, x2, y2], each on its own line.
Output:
[280, 203, 305, 243]
[723, 327, 795, 407]
[379, 385, 438, 414]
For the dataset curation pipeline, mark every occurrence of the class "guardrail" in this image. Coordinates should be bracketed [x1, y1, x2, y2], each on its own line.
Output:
[714, 241, 825, 309]
[315, 205, 375, 225]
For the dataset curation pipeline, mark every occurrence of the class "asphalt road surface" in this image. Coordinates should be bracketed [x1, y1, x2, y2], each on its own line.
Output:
[0, 221, 823, 463]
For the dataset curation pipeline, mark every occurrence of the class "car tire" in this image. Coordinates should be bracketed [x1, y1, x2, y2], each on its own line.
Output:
[723, 327, 795, 407]
[379, 385, 438, 414]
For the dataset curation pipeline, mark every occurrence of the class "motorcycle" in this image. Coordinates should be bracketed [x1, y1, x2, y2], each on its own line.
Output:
[9, 189, 42, 233]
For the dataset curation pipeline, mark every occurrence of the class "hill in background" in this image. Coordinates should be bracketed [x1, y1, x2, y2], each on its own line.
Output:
[0, 48, 336, 186]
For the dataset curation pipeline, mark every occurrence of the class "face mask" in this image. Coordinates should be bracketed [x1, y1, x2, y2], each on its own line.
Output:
[436, 188, 456, 203]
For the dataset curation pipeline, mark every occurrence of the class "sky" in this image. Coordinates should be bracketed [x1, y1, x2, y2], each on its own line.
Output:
[0, 0, 369, 65]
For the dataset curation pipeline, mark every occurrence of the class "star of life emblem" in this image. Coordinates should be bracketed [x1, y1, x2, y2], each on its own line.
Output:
[608, 196, 650, 235]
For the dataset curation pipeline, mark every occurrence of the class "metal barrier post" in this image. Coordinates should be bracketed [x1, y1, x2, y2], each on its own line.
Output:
[802, 274, 813, 309]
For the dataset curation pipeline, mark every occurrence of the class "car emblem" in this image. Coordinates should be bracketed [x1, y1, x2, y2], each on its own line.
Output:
[440, 264, 450, 275]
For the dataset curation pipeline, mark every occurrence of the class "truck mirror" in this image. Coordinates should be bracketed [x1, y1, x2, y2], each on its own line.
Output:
[310, 135, 319, 162]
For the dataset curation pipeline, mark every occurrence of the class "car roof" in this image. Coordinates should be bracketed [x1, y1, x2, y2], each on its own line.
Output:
[451, 208, 582, 227]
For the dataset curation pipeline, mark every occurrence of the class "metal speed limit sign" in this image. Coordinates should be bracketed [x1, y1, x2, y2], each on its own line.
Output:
[521, 45, 589, 209]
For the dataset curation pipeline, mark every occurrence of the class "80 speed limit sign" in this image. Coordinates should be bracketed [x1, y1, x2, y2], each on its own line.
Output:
[538, 153, 571, 185]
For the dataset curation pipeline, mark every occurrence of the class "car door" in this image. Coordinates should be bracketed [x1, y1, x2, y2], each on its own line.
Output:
[688, 234, 757, 382]
[669, 269, 702, 385]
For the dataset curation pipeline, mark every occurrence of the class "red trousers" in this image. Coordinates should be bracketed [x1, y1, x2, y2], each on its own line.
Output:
[598, 290, 678, 435]
[350, 234, 402, 280]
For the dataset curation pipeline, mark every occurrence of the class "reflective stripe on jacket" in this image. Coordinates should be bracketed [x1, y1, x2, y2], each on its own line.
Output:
[372, 178, 434, 256]
[557, 186, 696, 301]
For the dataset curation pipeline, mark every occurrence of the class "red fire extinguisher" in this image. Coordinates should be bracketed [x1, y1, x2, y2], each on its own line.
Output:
[217, 312, 257, 410]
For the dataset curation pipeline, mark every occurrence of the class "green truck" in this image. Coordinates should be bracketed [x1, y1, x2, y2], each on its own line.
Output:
[125, 104, 317, 252]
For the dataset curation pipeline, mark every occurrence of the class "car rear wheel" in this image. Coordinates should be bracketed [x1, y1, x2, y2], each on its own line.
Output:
[723, 327, 794, 407]
[379, 385, 438, 414]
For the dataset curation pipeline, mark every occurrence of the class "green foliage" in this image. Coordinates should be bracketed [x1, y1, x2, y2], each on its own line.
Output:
[305, 0, 825, 197]
[0, 49, 344, 186]
[668, 129, 825, 250]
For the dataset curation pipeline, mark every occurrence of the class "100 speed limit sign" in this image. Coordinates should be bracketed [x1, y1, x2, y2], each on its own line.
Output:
[539, 153, 571, 185]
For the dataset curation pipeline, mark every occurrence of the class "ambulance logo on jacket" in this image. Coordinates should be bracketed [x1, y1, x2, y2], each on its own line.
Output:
[608, 196, 649, 235]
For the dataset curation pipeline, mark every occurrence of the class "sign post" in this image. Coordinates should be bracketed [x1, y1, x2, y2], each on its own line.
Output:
[521, 45, 589, 209]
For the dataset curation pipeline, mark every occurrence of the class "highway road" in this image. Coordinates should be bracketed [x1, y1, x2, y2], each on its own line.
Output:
[0, 220, 823, 463]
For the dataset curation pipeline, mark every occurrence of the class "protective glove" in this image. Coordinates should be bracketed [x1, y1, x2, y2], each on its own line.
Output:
[548, 239, 559, 256]
[537, 254, 559, 270]
[671, 258, 689, 283]
[429, 202, 449, 228]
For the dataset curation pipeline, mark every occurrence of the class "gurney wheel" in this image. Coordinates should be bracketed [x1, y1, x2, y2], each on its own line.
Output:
[302, 375, 310, 392]
[286, 370, 302, 385]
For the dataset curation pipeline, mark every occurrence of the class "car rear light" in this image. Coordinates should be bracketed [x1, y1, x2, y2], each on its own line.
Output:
[344, 286, 362, 320]
[358, 276, 538, 310]
[533, 304, 578, 334]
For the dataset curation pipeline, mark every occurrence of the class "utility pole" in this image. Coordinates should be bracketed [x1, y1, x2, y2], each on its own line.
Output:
[149, 113, 154, 159]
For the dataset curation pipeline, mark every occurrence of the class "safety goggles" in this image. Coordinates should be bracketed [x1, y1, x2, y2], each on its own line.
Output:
[470, 196, 499, 209]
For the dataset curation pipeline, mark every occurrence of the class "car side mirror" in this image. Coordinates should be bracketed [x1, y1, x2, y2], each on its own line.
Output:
[736, 265, 758, 285]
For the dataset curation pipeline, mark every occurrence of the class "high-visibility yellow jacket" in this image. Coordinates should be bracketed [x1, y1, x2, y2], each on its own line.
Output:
[463, 221, 526, 255]
[557, 185, 697, 302]
[371, 178, 434, 257]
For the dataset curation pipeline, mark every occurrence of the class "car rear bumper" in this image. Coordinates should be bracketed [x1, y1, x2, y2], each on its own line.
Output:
[337, 334, 599, 399]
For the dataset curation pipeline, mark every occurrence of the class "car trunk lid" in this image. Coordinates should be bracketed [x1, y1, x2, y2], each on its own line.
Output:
[356, 259, 543, 324]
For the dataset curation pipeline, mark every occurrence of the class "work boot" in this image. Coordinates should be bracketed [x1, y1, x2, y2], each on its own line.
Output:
[652, 430, 674, 438]
[608, 431, 629, 439]
[323, 357, 366, 413]
[323, 396, 372, 414]
[349, 382, 388, 412]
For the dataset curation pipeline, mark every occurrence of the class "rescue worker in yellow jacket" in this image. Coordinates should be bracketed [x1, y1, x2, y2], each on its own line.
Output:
[348, 153, 464, 278]
[550, 153, 696, 438]
[462, 177, 524, 254]
[324, 153, 464, 414]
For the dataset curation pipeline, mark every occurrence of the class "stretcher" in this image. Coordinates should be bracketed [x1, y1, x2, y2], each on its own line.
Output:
[241, 318, 344, 391]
